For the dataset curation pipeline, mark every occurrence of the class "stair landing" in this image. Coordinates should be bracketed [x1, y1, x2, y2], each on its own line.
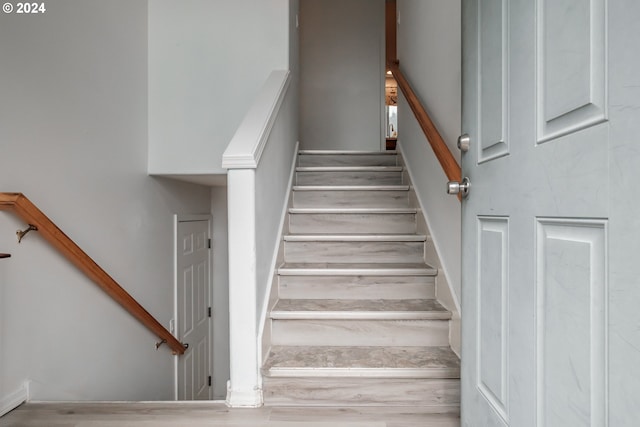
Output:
[0, 402, 461, 426]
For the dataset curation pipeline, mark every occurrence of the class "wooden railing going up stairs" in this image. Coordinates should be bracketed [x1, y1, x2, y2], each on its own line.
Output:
[0, 192, 186, 355]
[388, 60, 462, 186]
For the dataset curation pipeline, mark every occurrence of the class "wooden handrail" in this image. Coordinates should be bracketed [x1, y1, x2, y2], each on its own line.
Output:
[389, 60, 461, 184]
[0, 193, 186, 355]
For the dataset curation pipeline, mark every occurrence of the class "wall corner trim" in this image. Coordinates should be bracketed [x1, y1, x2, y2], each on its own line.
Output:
[0, 381, 29, 417]
[222, 70, 291, 169]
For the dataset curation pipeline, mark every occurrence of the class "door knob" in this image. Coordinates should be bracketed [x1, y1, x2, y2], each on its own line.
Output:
[447, 177, 470, 198]
[457, 134, 470, 152]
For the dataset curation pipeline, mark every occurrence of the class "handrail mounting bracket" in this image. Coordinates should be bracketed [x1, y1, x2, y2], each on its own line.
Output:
[16, 224, 38, 243]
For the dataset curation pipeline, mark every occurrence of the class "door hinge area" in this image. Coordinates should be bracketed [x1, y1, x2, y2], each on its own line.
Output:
[208, 376, 212, 387]
[208, 238, 211, 249]
[208, 307, 212, 318]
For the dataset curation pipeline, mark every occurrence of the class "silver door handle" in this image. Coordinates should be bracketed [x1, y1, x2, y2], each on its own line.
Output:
[457, 134, 470, 152]
[447, 177, 470, 198]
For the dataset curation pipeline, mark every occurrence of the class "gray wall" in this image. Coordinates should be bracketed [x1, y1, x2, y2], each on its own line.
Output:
[210, 187, 230, 400]
[255, 0, 300, 327]
[148, 0, 290, 175]
[396, 0, 462, 302]
[299, 0, 385, 150]
[255, 83, 299, 323]
[0, 0, 211, 401]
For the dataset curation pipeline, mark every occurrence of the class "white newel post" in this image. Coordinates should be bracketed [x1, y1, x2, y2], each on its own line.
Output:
[225, 169, 262, 407]
[222, 70, 290, 407]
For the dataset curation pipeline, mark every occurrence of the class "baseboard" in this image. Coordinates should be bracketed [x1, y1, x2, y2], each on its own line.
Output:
[225, 381, 263, 408]
[396, 143, 462, 354]
[0, 381, 29, 417]
[396, 142, 461, 315]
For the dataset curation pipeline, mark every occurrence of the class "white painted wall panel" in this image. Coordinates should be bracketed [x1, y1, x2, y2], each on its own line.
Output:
[299, 0, 384, 150]
[0, 0, 211, 401]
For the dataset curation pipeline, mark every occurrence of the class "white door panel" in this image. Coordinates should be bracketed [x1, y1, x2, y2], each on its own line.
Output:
[460, 0, 639, 425]
[177, 219, 211, 401]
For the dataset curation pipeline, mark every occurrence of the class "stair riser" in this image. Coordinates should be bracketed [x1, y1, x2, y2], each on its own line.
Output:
[278, 276, 436, 300]
[284, 241, 424, 263]
[293, 190, 409, 208]
[263, 377, 460, 407]
[271, 319, 450, 347]
[298, 154, 398, 167]
[289, 213, 416, 234]
[296, 171, 403, 186]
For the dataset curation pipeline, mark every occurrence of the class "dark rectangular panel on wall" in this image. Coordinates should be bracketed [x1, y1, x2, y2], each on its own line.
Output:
[385, 0, 397, 64]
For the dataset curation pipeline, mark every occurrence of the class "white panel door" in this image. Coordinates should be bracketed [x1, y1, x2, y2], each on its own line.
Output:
[177, 219, 211, 401]
[461, 0, 640, 425]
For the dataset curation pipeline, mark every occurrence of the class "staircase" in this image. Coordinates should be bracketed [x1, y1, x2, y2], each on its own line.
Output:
[261, 150, 460, 412]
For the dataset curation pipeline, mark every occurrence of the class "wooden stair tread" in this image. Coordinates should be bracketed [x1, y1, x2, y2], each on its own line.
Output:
[289, 208, 417, 214]
[263, 346, 460, 378]
[283, 234, 427, 242]
[278, 262, 438, 276]
[271, 299, 450, 321]
[293, 185, 409, 191]
[296, 166, 403, 172]
[298, 150, 397, 155]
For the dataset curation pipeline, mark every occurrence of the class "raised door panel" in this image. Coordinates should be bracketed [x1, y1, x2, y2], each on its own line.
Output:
[478, 0, 509, 162]
[537, 0, 606, 142]
[478, 217, 509, 422]
[536, 219, 607, 427]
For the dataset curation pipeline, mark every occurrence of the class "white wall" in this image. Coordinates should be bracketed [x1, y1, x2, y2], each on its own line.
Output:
[396, 0, 462, 301]
[299, 0, 385, 150]
[148, 0, 290, 176]
[0, 0, 211, 402]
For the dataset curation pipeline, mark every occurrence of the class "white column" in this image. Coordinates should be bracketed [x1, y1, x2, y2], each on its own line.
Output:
[225, 169, 262, 407]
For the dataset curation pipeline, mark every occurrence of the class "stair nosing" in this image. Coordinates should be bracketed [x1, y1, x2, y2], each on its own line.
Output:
[283, 235, 427, 242]
[296, 166, 403, 172]
[293, 185, 409, 191]
[278, 263, 438, 276]
[270, 311, 452, 320]
[298, 150, 397, 155]
[289, 208, 417, 214]
[271, 299, 450, 321]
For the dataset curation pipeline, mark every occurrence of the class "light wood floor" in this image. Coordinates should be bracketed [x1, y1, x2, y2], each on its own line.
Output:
[0, 402, 460, 427]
